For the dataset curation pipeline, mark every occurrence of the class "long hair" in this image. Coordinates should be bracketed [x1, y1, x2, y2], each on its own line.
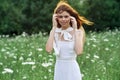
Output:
[54, 1, 93, 43]
[54, 1, 93, 29]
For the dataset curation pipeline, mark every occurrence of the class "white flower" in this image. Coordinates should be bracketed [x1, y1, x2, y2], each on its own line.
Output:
[103, 39, 109, 42]
[91, 59, 95, 63]
[48, 69, 52, 72]
[2, 68, 13, 74]
[86, 54, 90, 59]
[105, 48, 109, 51]
[44, 76, 47, 79]
[0, 62, 3, 65]
[39, 54, 42, 57]
[111, 44, 114, 47]
[22, 32, 28, 37]
[94, 55, 99, 59]
[22, 62, 35, 65]
[19, 56, 24, 61]
[26, 58, 32, 61]
[22, 76, 27, 79]
[1, 48, 6, 52]
[86, 56, 90, 59]
[41, 62, 52, 68]
[81, 73, 84, 77]
[87, 42, 90, 45]
[48, 58, 54, 62]
[32, 65, 36, 70]
[28, 52, 33, 56]
[92, 44, 96, 47]
[37, 48, 43, 51]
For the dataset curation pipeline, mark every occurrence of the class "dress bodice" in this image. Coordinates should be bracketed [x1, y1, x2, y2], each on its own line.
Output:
[53, 27, 77, 60]
[56, 41, 77, 60]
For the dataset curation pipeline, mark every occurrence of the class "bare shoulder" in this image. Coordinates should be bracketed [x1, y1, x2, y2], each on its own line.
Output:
[75, 29, 84, 35]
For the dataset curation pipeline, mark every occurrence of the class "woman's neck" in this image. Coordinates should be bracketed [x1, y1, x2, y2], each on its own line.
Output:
[61, 25, 70, 30]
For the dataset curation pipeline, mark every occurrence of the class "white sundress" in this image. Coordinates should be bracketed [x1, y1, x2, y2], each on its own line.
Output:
[53, 27, 82, 80]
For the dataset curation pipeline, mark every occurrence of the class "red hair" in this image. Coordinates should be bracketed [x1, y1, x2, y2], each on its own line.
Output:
[54, 1, 93, 29]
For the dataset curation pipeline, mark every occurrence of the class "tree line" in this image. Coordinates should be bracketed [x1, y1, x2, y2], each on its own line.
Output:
[0, 0, 120, 35]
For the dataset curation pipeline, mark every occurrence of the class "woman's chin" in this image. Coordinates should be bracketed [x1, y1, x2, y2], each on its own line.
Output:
[60, 23, 68, 27]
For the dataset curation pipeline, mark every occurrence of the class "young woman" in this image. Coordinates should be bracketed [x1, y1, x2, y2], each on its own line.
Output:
[46, 1, 93, 80]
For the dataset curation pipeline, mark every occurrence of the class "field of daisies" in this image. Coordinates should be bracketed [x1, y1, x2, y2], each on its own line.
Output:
[0, 29, 120, 80]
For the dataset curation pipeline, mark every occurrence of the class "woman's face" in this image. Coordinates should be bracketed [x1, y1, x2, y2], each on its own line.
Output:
[57, 11, 71, 27]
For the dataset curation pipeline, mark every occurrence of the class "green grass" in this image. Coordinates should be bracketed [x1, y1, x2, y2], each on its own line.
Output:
[0, 30, 120, 80]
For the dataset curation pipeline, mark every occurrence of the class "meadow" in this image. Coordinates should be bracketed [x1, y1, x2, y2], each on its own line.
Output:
[0, 30, 120, 80]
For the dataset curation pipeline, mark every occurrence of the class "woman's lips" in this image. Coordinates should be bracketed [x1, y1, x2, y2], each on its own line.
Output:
[61, 21, 67, 24]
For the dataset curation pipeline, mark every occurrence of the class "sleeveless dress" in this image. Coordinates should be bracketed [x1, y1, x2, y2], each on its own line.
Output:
[53, 27, 82, 80]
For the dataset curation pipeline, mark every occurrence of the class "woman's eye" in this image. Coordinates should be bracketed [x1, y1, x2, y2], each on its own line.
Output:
[58, 15, 69, 18]
[58, 16, 63, 18]
[64, 16, 69, 18]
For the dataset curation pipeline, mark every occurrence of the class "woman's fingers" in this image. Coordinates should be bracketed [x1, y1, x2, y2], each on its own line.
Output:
[70, 16, 77, 29]
[52, 14, 58, 28]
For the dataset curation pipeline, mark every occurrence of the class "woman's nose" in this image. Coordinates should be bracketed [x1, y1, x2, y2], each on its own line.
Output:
[62, 17, 66, 20]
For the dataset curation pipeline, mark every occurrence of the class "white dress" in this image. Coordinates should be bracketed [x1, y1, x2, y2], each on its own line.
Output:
[53, 27, 82, 80]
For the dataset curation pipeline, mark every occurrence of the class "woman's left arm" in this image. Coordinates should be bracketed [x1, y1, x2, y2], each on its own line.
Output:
[70, 16, 84, 55]
[74, 29, 84, 55]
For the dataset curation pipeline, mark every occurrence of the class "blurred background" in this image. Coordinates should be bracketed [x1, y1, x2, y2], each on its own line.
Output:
[0, 0, 120, 35]
[0, 0, 120, 80]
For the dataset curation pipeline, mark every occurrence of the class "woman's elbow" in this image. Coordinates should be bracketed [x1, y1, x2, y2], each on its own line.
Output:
[46, 49, 52, 53]
[75, 49, 83, 55]
[46, 46, 53, 53]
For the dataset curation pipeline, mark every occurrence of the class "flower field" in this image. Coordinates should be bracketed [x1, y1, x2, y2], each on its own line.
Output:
[0, 30, 120, 80]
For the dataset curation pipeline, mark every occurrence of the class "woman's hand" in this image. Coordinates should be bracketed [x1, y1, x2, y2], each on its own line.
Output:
[52, 14, 58, 30]
[70, 16, 77, 30]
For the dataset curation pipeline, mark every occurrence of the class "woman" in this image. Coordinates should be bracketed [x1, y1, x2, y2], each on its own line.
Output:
[46, 1, 93, 80]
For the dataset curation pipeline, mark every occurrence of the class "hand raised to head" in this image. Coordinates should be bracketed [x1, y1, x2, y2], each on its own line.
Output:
[70, 16, 77, 30]
[52, 14, 58, 29]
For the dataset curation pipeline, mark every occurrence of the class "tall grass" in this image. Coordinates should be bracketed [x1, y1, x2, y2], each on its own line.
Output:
[79, 29, 120, 80]
[0, 30, 120, 80]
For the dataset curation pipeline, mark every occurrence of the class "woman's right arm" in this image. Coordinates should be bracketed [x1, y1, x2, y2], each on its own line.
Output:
[46, 14, 57, 53]
[45, 28, 55, 53]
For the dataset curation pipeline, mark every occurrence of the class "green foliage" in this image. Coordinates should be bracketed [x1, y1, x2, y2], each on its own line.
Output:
[83, 0, 120, 31]
[0, 0, 59, 35]
[0, 0, 120, 35]
[0, 0, 22, 35]
[0, 30, 120, 80]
